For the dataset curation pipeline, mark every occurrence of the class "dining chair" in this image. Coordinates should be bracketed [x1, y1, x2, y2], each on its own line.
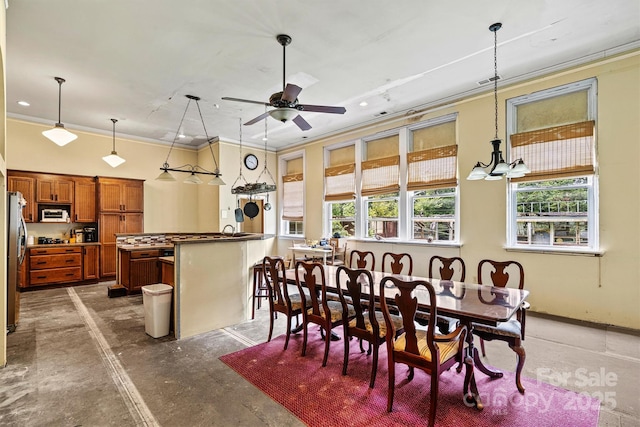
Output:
[327, 238, 347, 266]
[381, 252, 413, 275]
[379, 275, 468, 425]
[475, 259, 527, 393]
[348, 250, 375, 271]
[336, 266, 403, 388]
[262, 256, 309, 350]
[427, 256, 466, 333]
[295, 260, 355, 367]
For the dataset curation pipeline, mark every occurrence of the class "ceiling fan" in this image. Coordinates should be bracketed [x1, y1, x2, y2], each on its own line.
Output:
[222, 34, 346, 131]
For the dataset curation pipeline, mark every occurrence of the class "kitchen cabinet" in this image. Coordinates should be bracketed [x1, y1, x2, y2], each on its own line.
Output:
[74, 177, 97, 223]
[119, 248, 162, 293]
[8, 173, 37, 222]
[28, 247, 82, 286]
[82, 245, 99, 280]
[36, 175, 74, 204]
[99, 212, 144, 277]
[97, 177, 144, 212]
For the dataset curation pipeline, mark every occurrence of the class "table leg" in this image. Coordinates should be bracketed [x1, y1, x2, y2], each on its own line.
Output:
[462, 322, 484, 410]
[473, 345, 504, 379]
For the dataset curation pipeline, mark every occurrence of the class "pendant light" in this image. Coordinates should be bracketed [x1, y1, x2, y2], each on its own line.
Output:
[102, 119, 126, 168]
[156, 95, 225, 185]
[42, 77, 78, 146]
[467, 23, 530, 181]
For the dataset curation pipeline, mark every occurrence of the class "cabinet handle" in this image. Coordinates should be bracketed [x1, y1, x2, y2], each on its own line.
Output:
[65, 249, 75, 252]
[75, 214, 78, 221]
[65, 273, 75, 277]
[50, 194, 54, 200]
[37, 275, 46, 279]
[65, 259, 74, 263]
[36, 261, 46, 265]
[29, 213, 33, 221]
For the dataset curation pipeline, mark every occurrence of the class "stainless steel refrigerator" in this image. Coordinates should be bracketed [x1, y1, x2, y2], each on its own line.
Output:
[7, 191, 28, 333]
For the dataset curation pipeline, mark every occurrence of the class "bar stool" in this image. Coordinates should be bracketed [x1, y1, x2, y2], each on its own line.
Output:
[252, 262, 270, 319]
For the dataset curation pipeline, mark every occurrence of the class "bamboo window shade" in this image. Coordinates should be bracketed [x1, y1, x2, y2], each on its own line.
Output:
[361, 135, 400, 197]
[407, 121, 458, 190]
[325, 144, 356, 201]
[510, 120, 595, 182]
[282, 157, 304, 221]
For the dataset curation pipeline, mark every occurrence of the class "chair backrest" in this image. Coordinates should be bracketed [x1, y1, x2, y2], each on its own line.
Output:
[336, 266, 378, 334]
[477, 259, 525, 290]
[380, 276, 438, 361]
[349, 250, 375, 271]
[262, 256, 291, 307]
[382, 252, 413, 275]
[428, 256, 466, 281]
[294, 260, 329, 319]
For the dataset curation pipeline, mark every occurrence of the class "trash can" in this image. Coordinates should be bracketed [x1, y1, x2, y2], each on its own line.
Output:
[141, 284, 173, 338]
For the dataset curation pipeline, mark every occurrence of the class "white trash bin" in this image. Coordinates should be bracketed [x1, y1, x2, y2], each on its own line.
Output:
[141, 284, 173, 338]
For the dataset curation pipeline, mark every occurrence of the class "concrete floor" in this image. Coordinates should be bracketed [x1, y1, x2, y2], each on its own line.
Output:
[1, 282, 639, 426]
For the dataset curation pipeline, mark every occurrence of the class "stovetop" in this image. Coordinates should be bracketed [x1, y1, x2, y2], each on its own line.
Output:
[37, 237, 64, 245]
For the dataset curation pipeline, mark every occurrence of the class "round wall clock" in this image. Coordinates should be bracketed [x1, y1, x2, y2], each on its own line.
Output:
[244, 154, 259, 170]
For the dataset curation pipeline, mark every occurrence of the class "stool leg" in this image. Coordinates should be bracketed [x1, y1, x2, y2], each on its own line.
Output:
[251, 267, 258, 320]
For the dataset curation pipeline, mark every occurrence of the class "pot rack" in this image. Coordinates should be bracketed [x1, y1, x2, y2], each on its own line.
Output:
[231, 113, 277, 196]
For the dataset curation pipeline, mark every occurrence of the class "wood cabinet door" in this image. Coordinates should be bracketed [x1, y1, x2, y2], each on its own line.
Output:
[55, 179, 74, 203]
[36, 178, 56, 203]
[36, 177, 74, 203]
[8, 175, 36, 222]
[129, 258, 160, 293]
[83, 246, 99, 280]
[74, 178, 96, 222]
[99, 180, 124, 211]
[123, 212, 144, 233]
[122, 181, 144, 212]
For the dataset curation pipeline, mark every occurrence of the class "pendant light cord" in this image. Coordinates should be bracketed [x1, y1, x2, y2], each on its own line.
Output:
[163, 98, 192, 167]
[194, 99, 221, 171]
[493, 25, 499, 141]
[111, 118, 117, 150]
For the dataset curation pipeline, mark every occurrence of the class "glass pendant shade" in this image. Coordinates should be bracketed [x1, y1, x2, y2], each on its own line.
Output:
[156, 169, 177, 181]
[207, 175, 225, 185]
[102, 152, 126, 168]
[485, 174, 503, 181]
[466, 164, 488, 180]
[492, 161, 510, 175]
[184, 173, 203, 184]
[42, 124, 77, 146]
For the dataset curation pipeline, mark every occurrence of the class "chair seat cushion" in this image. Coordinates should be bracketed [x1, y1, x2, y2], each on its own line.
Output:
[474, 318, 521, 338]
[394, 330, 462, 363]
[310, 300, 354, 322]
[349, 311, 403, 338]
[288, 293, 311, 311]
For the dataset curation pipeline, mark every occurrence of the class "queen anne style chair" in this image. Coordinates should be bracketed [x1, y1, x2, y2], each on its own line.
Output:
[427, 256, 467, 333]
[382, 252, 413, 275]
[295, 260, 355, 367]
[262, 256, 310, 350]
[336, 266, 403, 388]
[474, 259, 527, 393]
[348, 250, 375, 271]
[379, 276, 468, 426]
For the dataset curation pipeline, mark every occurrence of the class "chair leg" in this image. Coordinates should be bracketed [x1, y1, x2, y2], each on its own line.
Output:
[321, 326, 331, 367]
[370, 342, 379, 389]
[301, 322, 308, 357]
[342, 326, 350, 376]
[480, 337, 486, 357]
[267, 308, 275, 342]
[511, 341, 526, 394]
[387, 354, 395, 412]
[428, 373, 439, 427]
[283, 315, 292, 350]
[408, 366, 415, 381]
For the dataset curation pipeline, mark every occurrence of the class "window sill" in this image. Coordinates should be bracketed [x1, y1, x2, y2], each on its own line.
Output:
[505, 245, 604, 257]
[352, 238, 462, 248]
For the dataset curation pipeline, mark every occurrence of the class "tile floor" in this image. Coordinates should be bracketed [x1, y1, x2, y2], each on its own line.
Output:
[1, 282, 638, 426]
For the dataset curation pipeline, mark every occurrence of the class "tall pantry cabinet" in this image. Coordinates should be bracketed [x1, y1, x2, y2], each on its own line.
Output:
[97, 177, 144, 278]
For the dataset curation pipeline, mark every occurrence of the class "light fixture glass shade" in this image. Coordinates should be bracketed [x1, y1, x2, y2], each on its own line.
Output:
[184, 173, 203, 184]
[269, 107, 298, 122]
[492, 161, 510, 175]
[42, 124, 77, 146]
[207, 176, 226, 186]
[510, 160, 531, 175]
[467, 164, 488, 180]
[156, 170, 177, 181]
[102, 152, 126, 168]
[485, 174, 503, 181]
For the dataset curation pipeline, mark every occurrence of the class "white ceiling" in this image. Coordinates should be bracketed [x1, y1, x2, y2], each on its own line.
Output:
[5, 1, 640, 151]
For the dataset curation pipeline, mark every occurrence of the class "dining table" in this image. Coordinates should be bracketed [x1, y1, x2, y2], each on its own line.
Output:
[289, 245, 334, 265]
[284, 264, 529, 410]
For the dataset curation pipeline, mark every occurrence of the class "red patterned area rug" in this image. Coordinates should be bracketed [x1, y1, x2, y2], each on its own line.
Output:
[220, 334, 600, 427]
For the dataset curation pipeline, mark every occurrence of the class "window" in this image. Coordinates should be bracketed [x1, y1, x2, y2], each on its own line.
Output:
[507, 79, 598, 251]
[411, 188, 457, 242]
[280, 154, 304, 237]
[329, 201, 355, 237]
[366, 192, 399, 238]
[324, 144, 356, 237]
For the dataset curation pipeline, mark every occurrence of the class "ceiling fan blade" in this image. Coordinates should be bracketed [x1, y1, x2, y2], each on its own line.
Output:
[244, 111, 271, 126]
[281, 84, 303, 103]
[293, 115, 312, 131]
[297, 104, 346, 114]
[222, 96, 270, 107]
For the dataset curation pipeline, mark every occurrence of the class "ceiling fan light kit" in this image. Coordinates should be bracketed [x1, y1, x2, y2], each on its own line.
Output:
[156, 95, 225, 185]
[42, 77, 78, 146]
[222, 34, 346, 131]
[467, 23, 530, 181]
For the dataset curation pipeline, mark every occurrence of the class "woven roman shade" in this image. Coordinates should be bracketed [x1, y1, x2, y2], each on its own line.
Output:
[325, 163, 356, 201]
[361, 155, 400, 197]
[510, 120, 595, 182]
[407, 145, 458, 190]
[282, 173, 303, 221]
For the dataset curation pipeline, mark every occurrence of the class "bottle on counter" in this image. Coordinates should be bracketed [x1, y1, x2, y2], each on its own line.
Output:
[70, 229, 76, 244]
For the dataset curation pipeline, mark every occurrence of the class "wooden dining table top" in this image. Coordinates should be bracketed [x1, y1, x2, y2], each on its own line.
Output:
[285, 264, 529, 327]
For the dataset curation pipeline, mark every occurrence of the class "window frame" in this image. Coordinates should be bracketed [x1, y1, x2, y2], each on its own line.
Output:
[410, 187, 459, 243]
[278, 150, 305, 238]
[506, 78, 600, 253]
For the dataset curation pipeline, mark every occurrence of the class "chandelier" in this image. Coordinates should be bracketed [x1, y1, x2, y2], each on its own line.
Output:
[467, 23, 530, 181]
[156, 95, 225, 185]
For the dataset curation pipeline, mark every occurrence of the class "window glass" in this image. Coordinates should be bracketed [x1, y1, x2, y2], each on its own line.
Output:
[411, 188, 456, 242]
[329, 201, 355, 237]
[365, 192, 399, 238]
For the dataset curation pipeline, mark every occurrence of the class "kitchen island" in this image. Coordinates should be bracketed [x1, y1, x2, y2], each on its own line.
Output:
[116, 232, 273, 339]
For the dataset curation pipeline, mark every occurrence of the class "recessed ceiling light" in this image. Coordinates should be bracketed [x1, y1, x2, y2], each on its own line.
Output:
[17, 101, 30, 107]
[178, 134, 186, 138]
[359, 101, 368, 107]
[262, 137, 268, 141]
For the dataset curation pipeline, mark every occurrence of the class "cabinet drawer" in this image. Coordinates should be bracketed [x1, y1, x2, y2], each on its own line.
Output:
[30, 253, 82, 269]
[30, 267, 83, 285]
[30, 247, 82, 256]
[130, 249, 162, 259]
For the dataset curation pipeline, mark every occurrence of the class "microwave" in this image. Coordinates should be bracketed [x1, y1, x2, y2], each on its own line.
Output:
[41, 208, 70, 223]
